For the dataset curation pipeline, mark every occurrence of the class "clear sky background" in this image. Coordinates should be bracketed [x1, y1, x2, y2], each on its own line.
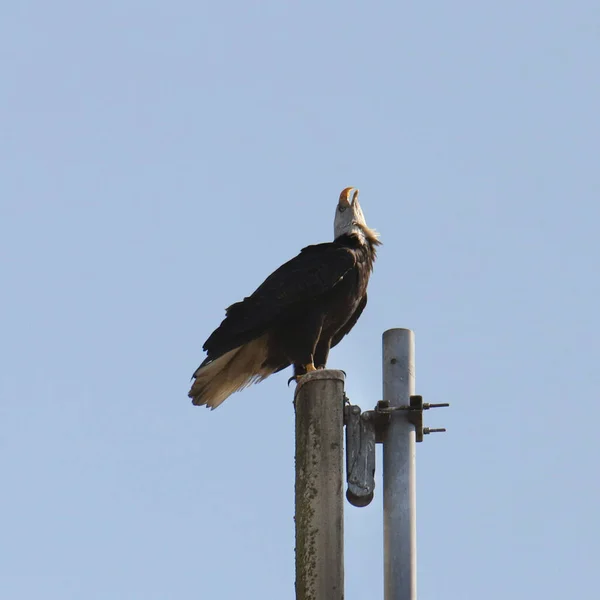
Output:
[1, 1, 599, 599]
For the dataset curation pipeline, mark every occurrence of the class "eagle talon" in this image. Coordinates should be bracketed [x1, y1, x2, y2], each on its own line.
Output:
[287, 363, 317, 386]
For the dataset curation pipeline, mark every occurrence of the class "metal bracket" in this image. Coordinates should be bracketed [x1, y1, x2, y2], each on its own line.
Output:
[376, 395, 449, 442]
[344, 395, 449, 507]
[344, 404, 376, 507]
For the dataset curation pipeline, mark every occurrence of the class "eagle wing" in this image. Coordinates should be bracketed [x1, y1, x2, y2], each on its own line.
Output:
[202, 243, 357, 359]
[330, 293, 367, 349]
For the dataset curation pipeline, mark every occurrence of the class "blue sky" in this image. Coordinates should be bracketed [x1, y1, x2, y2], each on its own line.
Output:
[1, 1, 599, 598]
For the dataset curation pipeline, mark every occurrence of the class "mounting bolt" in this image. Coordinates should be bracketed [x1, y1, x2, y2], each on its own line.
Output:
[423, 427, 446, 435]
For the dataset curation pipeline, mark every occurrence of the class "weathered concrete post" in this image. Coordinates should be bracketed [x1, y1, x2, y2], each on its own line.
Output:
[294, 369, 345, 600]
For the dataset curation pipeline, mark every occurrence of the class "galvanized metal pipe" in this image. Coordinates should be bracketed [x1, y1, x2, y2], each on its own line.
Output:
[295, 369, 345, 600]
[383, 329, 417, 600]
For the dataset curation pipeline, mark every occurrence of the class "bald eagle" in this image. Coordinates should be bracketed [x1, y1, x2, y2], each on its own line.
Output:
[189, 187, 380, 409]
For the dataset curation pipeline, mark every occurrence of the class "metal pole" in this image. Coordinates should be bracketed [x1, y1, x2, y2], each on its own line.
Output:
[295, 369, 345, 600]
[383, 329, 417, 600]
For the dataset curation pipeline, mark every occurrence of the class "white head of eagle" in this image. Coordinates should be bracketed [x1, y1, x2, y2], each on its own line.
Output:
[188, 186, 380, 409]
[334, 187, 380, 246]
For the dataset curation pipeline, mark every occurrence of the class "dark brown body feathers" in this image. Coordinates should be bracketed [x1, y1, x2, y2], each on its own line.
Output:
[189, 232, 378, 408]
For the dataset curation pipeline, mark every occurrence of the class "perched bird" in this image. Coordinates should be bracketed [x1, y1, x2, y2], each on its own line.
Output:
[189, 187, 380, 409]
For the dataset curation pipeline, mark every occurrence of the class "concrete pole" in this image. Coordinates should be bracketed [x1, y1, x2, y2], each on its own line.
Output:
[294, 369, 345, 600]
[383, 329, 417, 600]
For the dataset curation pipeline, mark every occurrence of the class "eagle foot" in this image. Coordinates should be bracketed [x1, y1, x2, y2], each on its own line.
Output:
[287, 363, 317, 386]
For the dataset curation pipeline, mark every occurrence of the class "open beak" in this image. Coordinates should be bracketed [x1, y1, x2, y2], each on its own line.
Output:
[339, 187, 359, 208]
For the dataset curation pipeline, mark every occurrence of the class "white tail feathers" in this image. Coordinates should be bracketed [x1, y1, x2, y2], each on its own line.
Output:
[188, 335, 273, 409]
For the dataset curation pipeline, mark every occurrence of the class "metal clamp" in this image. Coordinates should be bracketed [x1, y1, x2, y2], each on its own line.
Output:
[396, 395, 449, 443]
[344, 395, 449, 507]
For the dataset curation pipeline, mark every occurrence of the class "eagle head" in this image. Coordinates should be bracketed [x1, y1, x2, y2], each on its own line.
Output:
[334, 187, 380, 245]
